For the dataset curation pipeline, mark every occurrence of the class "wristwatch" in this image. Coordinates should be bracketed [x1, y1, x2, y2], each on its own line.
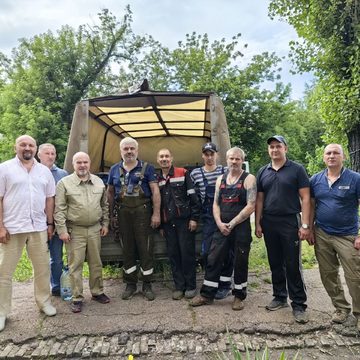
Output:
[301, 223, 309, 229]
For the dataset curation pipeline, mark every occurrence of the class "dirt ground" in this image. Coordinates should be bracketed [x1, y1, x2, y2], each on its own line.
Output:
[0, 269, 359, 359]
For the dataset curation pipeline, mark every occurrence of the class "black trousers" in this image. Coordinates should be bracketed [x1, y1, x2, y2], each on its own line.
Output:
[201, 212, 234, 289]
[261, 214, 307, 310]
[200, 220, 252, 300]
[163, 218, 196, 291]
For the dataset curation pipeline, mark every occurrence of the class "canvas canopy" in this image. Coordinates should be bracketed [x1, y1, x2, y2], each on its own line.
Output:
[64, 91, 231, 173]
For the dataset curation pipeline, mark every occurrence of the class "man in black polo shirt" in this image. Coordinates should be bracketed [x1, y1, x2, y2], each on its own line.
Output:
[255, 135, 310, 324]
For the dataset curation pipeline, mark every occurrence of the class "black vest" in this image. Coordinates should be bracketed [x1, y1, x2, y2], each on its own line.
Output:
[219, 171, 249, 223]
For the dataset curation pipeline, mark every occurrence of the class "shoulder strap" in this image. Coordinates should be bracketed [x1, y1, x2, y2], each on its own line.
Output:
[220, 173, 227, 186]
[137, 161, 148, 187]
[240, 171, 249, 181]
[140, 162, 148, 179]
[200, 167, 208, 187]
[119, 165, 125, 185]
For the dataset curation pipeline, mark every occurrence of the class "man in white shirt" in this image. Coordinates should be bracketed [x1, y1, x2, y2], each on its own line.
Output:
[0, 135, 57, 332]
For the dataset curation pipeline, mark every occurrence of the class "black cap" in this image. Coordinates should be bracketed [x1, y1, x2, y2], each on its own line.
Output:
[202, 142, 217, 153]
[267, 135, 287, 146]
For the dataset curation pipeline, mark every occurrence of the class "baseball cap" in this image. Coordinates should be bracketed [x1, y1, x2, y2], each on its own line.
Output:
[267, 135, 287, 146]
[202, 142, 217, 153]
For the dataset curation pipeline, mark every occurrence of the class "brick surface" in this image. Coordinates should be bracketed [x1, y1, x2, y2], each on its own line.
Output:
[31, 340, 46, 357]
[74, 336, 88, 356]
[6, 345, 19, 358]
[100, 341, 110, 357]
[140, 335, 149, 354]
[110, 336, 119, 355]
[49, 341, 62, 356]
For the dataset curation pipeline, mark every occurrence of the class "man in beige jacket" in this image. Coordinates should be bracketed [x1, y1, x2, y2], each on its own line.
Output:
[55, 152, 109, 313]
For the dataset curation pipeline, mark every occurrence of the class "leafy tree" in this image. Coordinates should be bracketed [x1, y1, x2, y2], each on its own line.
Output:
[0, 7, 144, 163]
[269, 0, 360, 170]
[121, 32, 323, 172]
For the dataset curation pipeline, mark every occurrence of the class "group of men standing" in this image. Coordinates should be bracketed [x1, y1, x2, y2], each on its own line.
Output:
[0, 134, 359, 333]
[0, 135, 112, 332]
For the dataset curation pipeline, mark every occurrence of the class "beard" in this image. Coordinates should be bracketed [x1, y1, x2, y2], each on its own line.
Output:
[77, 169, 89, 177]
[124, 154, 136, 162]
[22, 151, 33, 160]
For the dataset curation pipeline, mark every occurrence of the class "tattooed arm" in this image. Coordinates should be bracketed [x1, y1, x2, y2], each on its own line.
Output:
[227, 174, 257, 230]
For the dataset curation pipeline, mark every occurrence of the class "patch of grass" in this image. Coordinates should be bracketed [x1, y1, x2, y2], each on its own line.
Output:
[248, 281, 260, 289]
[12, 235, 317, 282]
[103, 263, 123, 279]
[212, 331, 301, 359]
[263, 277, 272, 284]
[249, 237, 270, 273]
[301, 242, 317, 269]
[154, 260, 173, 281]
[13, 249, 33, 282]
[249, 236, 317, 273]
[12, 249, 124, 282]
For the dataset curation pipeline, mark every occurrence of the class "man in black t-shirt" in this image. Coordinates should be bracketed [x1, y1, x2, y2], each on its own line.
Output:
[255, 135, 310, 324]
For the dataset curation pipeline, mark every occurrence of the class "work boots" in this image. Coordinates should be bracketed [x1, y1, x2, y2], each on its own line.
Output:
[142, 282, 155, 301]
[122, 284, 137, 300]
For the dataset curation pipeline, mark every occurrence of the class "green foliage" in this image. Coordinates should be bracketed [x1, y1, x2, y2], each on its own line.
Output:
[13, 237, 316, 282]
[249, 236, 316, 273]
[121, 32, 324, 173]
[13, 249, 123, 282]
[0, 7, 144, 164]
[13, 249, 33, 282]
[268, 0, 360, 170]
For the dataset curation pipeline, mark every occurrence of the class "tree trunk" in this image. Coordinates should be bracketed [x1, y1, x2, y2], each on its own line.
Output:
[347, 124, 360, 172]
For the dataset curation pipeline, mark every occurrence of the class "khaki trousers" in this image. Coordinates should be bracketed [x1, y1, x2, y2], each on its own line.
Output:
[0, 231, 51, 317]
[315, 227, 360, 316]
[66, 224, 103, 302]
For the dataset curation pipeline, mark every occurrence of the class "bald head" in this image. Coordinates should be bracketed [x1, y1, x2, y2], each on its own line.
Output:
[72, 152, 91, 179]
[323, 144, 345, 170]
[16, 135, 36, 146]
[324, 144, 344, 156]
[15, 135, 37, 163]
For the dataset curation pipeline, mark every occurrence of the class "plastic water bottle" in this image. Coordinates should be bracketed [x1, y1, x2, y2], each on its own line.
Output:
[60, 266, 72, 301]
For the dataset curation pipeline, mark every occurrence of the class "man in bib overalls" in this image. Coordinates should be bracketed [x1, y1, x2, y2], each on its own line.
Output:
[107, 137, 160, 301]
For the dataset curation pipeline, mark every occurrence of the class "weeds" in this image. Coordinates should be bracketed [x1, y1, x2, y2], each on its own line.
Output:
[212, 330, 300, 360]
[12, 235, 317, 282]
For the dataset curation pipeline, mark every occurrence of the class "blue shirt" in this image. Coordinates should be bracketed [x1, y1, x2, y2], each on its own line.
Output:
[107, 160, 157, 198]
[51, 165, 68, 184]
[310, 168, 360, 235]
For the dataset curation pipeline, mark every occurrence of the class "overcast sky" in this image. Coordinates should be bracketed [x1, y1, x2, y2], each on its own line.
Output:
[0, 0, 313, 99]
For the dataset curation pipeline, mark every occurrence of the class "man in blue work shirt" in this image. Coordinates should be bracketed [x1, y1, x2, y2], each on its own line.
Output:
[309, 143, 360, 332]
[107, 137, 160, 301]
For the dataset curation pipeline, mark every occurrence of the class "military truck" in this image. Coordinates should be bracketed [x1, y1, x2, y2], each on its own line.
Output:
[64, 90, 232, 262]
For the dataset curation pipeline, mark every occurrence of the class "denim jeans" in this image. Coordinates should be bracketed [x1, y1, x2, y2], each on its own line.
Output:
[49, 233, 63, 292]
